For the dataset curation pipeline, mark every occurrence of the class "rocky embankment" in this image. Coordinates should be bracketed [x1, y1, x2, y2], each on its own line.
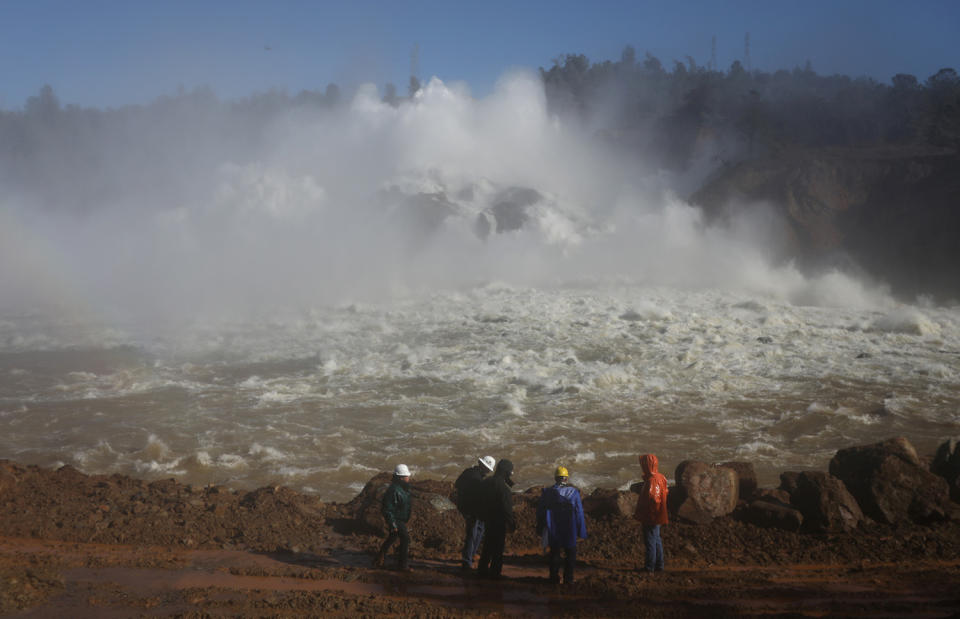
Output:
[691, 147, 960, 300]
[2, 436, 960, 616]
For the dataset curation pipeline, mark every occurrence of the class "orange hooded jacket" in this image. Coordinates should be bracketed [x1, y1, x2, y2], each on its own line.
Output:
[634, 454, 669, 525]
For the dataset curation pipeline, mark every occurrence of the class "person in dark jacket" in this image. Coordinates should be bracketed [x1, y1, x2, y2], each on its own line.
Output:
[536, 465, 587, 584]
[374, 464, 412, 570]
[477, 459, 516, 579]
[454, 455, 496, 571]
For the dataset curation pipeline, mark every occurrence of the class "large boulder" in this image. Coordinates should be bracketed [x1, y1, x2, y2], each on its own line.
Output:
[931, 438, 960, 502]
[779, 471, 801, 496]
[673, 461, 739, 524]
[584, 488, 637, 520]
[789, 471, 863, 533]
[719, 461, 758, 500]
[742, 496, 804, 532]
[348, 473, 460, 550]
[829, 437, 952, 524]
[755, 487, 792, 504]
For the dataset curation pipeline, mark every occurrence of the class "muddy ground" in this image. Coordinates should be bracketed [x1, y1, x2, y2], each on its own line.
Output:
[1, 460, 959, 617]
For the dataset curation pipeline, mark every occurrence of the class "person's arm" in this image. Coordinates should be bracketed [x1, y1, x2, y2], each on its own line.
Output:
[536, 491, 546, 535]
[502, 485, 517, 532]
[574, 491, 587, 539]
[382, 487, 398, 530]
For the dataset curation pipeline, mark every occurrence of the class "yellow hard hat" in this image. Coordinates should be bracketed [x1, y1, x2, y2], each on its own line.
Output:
[555, 466, 569, 478]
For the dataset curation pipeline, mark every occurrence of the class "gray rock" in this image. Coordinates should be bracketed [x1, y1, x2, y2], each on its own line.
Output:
[673, 460, 738, 524]
[489, 187, 543, 233]
[829, 437, 951, 525]
[473, 212, 491, 240]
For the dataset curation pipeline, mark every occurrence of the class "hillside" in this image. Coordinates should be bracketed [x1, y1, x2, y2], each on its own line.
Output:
[690, 146, 960, 300]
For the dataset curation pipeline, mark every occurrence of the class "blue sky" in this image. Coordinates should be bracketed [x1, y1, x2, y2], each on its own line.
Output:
[2, 0, 958, 109]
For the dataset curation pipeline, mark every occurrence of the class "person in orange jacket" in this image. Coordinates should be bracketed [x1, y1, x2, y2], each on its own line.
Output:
[634, 453, 668, 572]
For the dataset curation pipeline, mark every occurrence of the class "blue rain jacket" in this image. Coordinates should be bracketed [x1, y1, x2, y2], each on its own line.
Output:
[537, 483, 587, 549]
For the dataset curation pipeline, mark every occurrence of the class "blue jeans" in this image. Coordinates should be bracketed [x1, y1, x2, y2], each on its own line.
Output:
[642, 525, 664, 572]
[461, 516, 485, 567]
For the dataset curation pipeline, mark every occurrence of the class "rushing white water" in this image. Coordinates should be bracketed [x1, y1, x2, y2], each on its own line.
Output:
[2, 284, 958, 502]
[2, 74, 958, 501]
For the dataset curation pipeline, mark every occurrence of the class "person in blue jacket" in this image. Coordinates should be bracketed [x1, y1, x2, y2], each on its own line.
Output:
[536, 465, 587, 585]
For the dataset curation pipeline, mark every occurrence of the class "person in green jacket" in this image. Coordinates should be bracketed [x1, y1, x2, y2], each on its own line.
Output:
[374, 464, 412, 570]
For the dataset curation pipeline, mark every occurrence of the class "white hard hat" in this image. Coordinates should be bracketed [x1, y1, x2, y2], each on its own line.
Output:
[479, 456, 496, 472]
[394, 464, 411, 477]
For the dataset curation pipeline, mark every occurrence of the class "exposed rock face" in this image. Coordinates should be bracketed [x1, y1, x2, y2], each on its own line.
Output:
[789, 471, 863, 533]
[932, 439, 960, 502]
[673, 461, 739, 524]
[490, 186, 541, 233]
[719, 461, 758, 500]
[743, 497, 804, 532]
[690, 148, 960, 300]
[829, 437, 952, 525]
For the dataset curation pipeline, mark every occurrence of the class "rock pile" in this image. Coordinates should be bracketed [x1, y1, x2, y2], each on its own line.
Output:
[669, 436, 959, 532]
[829, 437, 952, 524]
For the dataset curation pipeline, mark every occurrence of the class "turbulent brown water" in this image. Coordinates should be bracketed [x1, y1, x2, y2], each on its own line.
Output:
[2, 284, 958, 502]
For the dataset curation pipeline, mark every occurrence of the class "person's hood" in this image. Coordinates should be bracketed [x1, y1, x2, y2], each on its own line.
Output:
[495, 459, 514, 485]
[640, 454, 659, 478]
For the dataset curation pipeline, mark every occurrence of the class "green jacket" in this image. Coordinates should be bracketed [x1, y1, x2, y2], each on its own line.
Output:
[381, 478, 411, 529]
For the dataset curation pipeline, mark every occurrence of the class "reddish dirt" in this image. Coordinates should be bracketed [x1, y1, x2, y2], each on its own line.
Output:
[2, 459, 960, 617]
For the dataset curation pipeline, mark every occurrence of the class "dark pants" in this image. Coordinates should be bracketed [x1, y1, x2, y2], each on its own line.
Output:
[477, 522, 506, 578]
[642, 524, 664, 572]
[549, 544, 577, 583]
[461, 515, 485, 568]
[379, 521, 410, 567]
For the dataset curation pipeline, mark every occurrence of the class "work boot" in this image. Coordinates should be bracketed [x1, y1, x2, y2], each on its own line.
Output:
[372, 551, 385, 568]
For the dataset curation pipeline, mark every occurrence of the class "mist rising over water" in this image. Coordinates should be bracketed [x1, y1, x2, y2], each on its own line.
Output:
[1, 72, 896, 331]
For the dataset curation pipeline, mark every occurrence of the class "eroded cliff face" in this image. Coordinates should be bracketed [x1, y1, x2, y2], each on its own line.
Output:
[691, 147, 960, 300]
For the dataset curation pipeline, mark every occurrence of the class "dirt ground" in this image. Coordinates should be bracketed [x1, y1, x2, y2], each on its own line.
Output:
[2, 460, 960, 617]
